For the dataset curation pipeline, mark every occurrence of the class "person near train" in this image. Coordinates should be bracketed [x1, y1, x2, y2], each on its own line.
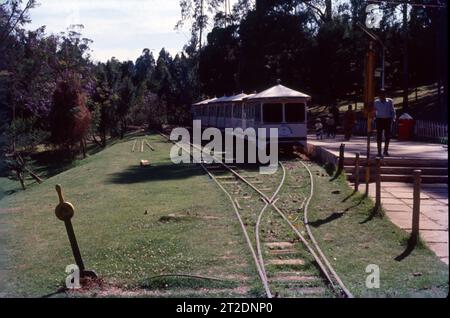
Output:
[329, 104, 340, 128]
[343, 105, 357, 141]
[375, 88, 396, 157]
[315, 118, 324, 140]
[326, 114, 336, 138]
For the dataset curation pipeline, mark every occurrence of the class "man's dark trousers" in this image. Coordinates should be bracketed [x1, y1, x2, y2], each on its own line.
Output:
[376, 118, 392, 155]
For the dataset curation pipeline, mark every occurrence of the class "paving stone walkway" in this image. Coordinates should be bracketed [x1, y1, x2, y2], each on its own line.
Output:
[361, 182, 448, 264]
[308, 135, 448, 160]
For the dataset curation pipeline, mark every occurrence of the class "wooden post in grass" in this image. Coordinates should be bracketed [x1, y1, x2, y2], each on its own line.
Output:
[375, 157, 382, 215]
[145, 140, 155, 151]
[354, 152, 360, 192]
[337, 143, 345, 175]
[141, 140, 145, 153]
[410, 170, 422, 245]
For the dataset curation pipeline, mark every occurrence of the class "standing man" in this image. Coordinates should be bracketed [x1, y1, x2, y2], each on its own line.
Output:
[375, 89, 396, 157]
[343, 105, 356, 141]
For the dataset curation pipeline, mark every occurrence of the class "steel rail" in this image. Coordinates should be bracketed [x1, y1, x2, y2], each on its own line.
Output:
[159, 132, 273, 298]
[194, 149, 340, 295]
[299, 160, 354, 298]
[254, 160, 286, 284]
[160, 131, 352, 297]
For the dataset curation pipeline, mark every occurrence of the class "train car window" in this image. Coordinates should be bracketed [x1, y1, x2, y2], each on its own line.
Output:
[255, 104, 261, 122]
[235, 104, 242, 118]
[285, 103, 306, 123]
[210, 105, 216, 116]
[263, 103, 283, 123]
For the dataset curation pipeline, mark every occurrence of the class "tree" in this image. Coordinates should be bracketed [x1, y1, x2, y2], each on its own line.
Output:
[117, 76, 135, 139]
[134, 48, 156, 86]
[50, 77, 91, 158]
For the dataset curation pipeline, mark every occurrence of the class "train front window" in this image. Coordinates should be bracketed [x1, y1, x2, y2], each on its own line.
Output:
[285, 103, 305, 123]
[263, 103, 283, 123]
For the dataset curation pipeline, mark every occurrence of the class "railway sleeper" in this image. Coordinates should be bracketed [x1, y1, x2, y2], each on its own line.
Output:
[280, 287, 328, 298]
[264, 242, 295, 249]
[266, 259, 305, 266]
[267, 249, 299, 255]
[269, 275, 320, 283]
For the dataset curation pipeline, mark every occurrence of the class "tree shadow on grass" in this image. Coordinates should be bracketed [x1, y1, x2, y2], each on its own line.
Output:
[308, 212, 344, 228]
[359, 206, 382, 224]
[107, 163, 205, 184]
[342, 190, 357, 203]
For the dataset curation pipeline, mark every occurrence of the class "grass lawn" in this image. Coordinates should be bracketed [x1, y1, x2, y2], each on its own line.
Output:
[304, 163, 448, 297]
[0, 132, 258, 297]
[0, 133, 447, 298]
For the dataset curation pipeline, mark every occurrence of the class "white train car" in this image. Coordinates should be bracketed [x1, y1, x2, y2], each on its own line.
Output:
[192, 83, 310, 148]
[245, 84, 310, 147]
[192, 97, 216, 128]
[212, 96, 229, 129]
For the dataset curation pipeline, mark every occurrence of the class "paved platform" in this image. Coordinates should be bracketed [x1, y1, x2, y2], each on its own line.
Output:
[359, 182, 448, 265]
[306, 134, 448, 264]
[307, 135, 448, 160]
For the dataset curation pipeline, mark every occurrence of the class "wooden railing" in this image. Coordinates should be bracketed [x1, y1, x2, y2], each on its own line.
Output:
[353, 119, 447, 143]
[414, 120, 448, 143]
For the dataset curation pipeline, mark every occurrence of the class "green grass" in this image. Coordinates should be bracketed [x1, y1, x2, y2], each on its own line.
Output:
[305, 163, 448, 298]
[0, 133, 447, 298]
[0, 133, 256, 297]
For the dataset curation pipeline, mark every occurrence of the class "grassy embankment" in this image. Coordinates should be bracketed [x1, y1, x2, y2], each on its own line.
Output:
[295, 162, 448, 297]
[0, 133, 258, 297]
[0, 133, 447, 297]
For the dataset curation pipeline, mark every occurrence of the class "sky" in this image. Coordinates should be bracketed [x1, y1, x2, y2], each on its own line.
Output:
[26, 0, 193, 62]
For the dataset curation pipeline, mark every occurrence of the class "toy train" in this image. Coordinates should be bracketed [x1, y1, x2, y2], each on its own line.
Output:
[191, 83, 311, 149]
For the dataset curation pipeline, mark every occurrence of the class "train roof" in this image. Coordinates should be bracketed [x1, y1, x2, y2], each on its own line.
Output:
[192, 96, 221, 106]
[192, 84, 309, 106]
[228, 93, 250, 102]
[207, 93, 251, 104]
[247, 84, 310, 100]
[213, 95, 230, 103]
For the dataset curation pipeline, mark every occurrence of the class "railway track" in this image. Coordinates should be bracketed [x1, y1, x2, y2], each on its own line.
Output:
[159, 132, 353, 298]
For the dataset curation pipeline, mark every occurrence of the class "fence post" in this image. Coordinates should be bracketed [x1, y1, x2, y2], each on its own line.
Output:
[336, 143, 345, 176]
[375, 157, 382, 215]
[354, 152, 360, 192]
[410, 170, 422, 245]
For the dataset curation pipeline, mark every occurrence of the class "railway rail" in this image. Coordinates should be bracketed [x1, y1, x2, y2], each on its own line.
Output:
[159, 131, 353, 298]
